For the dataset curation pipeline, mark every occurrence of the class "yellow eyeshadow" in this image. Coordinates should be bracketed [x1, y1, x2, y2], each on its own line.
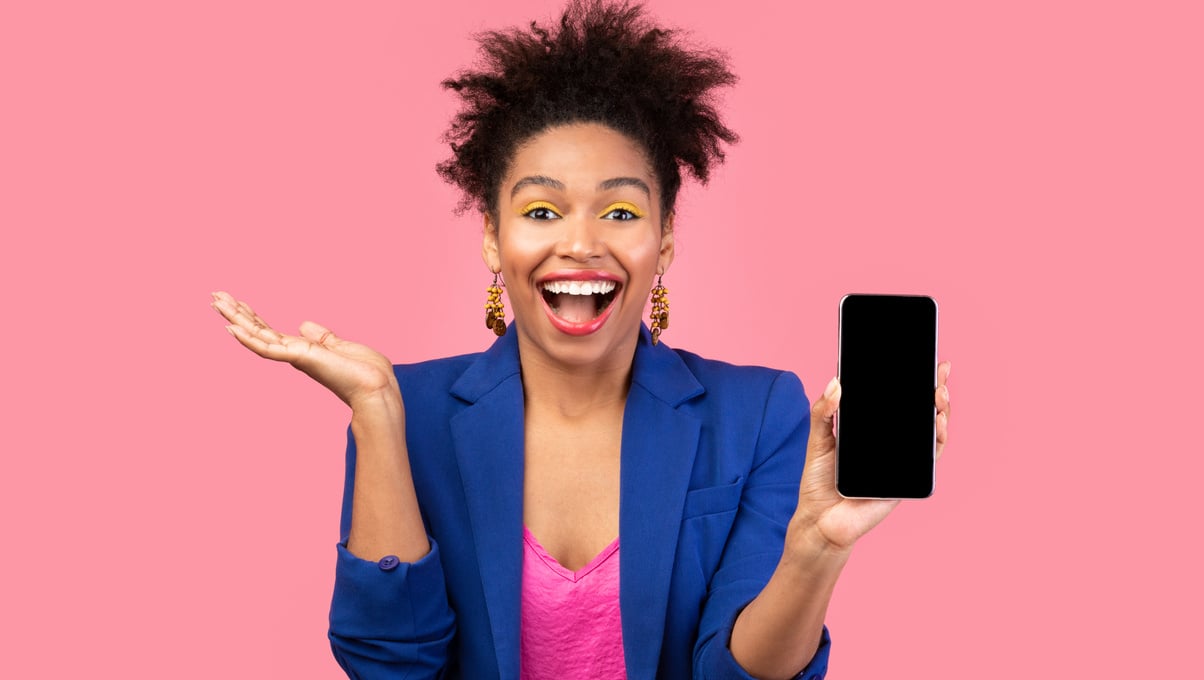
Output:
[520, 200, 561, 216]
[599, 201, 646, 218]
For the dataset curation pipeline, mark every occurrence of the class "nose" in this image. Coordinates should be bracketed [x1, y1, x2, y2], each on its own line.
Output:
[555, 214, 605, 261]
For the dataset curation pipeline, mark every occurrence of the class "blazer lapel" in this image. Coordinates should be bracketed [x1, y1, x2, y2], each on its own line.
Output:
[447, 326, 706, 679]
[619, 327, 705, 678]
[449, 328, 525, 679]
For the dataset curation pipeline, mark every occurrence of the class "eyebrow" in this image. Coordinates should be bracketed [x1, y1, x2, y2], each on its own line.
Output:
[598, 177, 651, 198]
[509, 175, 651, 199]
[510, 175, 564, 198]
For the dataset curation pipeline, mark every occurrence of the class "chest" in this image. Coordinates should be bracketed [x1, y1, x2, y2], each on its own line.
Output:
[522, 407, 623, 572]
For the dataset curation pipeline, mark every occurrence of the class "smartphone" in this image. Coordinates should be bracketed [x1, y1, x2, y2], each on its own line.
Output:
[836, 294, 938, 499]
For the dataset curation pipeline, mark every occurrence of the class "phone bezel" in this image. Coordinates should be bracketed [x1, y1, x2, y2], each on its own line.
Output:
[835, 293, 939, 500]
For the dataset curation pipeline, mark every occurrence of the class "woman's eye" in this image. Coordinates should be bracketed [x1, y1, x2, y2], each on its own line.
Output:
[603, 208, 638, 221]
[599, 202, 645, 221]
[522, 206, 561, 220]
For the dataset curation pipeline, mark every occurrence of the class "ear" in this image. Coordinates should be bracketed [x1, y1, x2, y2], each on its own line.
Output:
[657, 212, 676, 275]
[481, 213, 501, 272]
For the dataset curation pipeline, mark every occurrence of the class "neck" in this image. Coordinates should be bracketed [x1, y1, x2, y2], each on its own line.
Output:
[516, 336, 637, 419]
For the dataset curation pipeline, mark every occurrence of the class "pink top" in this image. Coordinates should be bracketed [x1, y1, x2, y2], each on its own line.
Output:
[520, 527, 625, 679]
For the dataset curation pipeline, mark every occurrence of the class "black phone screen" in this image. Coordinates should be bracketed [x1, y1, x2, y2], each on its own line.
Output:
[836, 294, 938, 499]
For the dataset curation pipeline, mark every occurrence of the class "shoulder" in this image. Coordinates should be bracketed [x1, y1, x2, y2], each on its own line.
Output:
[668, 346, 807, 404]
[391, 352, 482, 392]
[659, 346, 811, 491]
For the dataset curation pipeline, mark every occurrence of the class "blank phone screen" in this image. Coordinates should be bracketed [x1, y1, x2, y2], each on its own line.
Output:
[836, 294, 938, 499]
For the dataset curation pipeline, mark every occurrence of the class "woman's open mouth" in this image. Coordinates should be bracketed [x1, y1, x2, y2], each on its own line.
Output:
[539, 278, 622, 335]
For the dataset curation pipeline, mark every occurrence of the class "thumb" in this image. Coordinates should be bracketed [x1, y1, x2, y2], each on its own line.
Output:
[809, 376, 841, 445]
[298, 320, 338, 347]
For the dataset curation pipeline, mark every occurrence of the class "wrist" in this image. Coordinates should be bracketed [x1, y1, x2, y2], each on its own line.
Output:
[350, 387, 405, 429]
[783, 518, 853, 570]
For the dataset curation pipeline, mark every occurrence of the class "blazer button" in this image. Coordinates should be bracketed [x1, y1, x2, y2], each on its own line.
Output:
[378, 555, 400, 571]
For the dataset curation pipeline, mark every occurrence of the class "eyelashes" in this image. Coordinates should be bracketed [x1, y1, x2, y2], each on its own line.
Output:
[518, 201, 647, 221]
[597, 202, 645, 220]
[520, 201, 563, 220]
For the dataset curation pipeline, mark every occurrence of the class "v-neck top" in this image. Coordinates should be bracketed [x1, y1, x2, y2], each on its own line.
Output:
[519, 527, 625, 679]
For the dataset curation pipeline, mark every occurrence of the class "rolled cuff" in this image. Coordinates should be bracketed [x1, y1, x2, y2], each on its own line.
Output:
[698, 622, 831, 680]
[329, 537, 455, 645]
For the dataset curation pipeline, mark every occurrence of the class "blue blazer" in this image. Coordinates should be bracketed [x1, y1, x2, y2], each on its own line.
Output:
[328, 326, 831, 679]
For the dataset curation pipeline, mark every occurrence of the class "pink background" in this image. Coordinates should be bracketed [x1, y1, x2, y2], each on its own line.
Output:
[3, 0, 1201, 677]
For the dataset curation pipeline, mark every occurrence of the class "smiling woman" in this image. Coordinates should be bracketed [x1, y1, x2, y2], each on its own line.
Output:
[211, 1, 949, 678]
[485, 123, 672, 369]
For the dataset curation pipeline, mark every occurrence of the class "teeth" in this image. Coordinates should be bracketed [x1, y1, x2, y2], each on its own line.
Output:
[542, 280, 617, 295]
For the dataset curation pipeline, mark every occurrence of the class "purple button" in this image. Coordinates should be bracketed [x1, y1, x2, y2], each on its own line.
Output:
[378, 555, 400, 571]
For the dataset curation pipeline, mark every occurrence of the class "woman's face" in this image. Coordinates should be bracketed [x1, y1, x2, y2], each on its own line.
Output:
[483, 122, 674, 371]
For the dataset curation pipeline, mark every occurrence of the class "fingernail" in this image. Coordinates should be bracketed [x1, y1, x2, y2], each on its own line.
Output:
[823, 376, 839, 399]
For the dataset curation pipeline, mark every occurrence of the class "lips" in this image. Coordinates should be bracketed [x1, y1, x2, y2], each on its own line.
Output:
[537, 272, 623, 335]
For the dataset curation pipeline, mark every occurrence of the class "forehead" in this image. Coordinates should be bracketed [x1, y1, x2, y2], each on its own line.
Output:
[504, 123, 657, 195]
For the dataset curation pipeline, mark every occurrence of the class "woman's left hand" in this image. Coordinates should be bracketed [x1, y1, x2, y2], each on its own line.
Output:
[788, 361, 952, 555]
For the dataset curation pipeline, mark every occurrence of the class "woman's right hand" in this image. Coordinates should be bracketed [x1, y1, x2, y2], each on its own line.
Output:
[211, 291, 400, 412]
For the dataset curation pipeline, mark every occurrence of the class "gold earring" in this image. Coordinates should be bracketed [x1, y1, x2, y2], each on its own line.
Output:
[650, 274, 669, 346]
[485, 272, 507, 337]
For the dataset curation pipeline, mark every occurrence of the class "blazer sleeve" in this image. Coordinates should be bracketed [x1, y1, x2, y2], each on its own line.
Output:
[692, 371, 831, 680]
[328, 427, 456, 679]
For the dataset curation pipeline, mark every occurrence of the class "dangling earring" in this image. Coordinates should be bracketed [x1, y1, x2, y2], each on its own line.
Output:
[485, 272, 507, 337]
[650, 274, 669, 346]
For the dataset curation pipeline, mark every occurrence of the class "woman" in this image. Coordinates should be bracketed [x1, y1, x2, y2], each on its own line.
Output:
[212, 2, 952, 678]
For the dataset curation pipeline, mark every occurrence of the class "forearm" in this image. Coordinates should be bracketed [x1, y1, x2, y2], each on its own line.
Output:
[346, 390, 430, 563]
[729, 525, 849, 680]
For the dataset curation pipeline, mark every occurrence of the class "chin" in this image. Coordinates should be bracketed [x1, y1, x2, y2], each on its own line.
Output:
[519, 313, 643, 370]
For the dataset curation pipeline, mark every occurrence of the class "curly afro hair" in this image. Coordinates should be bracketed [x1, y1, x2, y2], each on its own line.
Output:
[436, 0, 739, 221]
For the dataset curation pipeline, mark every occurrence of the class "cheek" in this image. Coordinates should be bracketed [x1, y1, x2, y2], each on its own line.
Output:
[496, 225, 552, 269]
[618, 230, 663, 274]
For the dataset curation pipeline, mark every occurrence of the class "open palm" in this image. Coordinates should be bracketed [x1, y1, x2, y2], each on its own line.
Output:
[211, 291, 399, 411]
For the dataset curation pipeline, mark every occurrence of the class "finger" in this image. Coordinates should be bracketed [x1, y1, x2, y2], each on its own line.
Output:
[211, 295, 254, 324]
[249, 321, 285, 346]
[211, 296, 249, 326]
[937, 360, 951, 387]
[809, 377, 841, 447]
[210, 292, 234, 319]
[238, 303, 284, 345]
[226, 323, 295, 362]
[935, 411, 949, 461]
[298, 320, 338, 348]
[212, 291, 260, 323]
[210, 292, 264, 327]
[935, 384, 951, 420]
[212, 296, 284, 345]
[813, 376, 840, 421]
[225, 303, 283, 345]
[934, 381, 950, 461]
[236, 299, 271, 329]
